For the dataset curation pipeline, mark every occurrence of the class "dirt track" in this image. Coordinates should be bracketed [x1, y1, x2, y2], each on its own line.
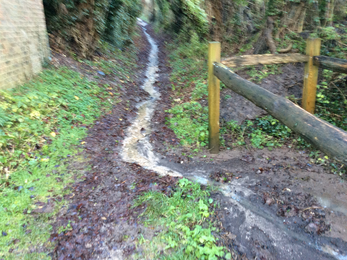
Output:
[50, 22, 347, 260]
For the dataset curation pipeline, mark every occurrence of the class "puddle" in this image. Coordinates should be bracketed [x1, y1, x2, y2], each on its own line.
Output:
[121, 20, 347, 260]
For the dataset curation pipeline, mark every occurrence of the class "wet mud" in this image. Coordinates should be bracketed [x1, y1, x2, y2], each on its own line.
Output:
[49, 23, 179, 260]
[168, 150, 347, 260]
[121, 20, 181, 177]
[220, 63, 304, 124]
[143, 24, 347, 260]
[50, 20, 347, 260]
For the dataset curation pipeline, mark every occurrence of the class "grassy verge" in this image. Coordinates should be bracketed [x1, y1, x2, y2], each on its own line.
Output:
[0, 42, 138, 259]
[134, 178, 231, 260]
[164, 28, 346, 175]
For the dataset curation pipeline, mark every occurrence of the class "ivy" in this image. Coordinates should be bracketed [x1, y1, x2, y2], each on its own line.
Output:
[43, 0, 141, 55]
[154, 0, 208, 37]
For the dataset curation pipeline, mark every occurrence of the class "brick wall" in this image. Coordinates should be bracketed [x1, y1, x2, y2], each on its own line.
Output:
[0, 0, 50, 90]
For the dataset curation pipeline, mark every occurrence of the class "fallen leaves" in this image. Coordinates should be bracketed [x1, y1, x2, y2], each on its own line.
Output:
[210, 171, 233, 183]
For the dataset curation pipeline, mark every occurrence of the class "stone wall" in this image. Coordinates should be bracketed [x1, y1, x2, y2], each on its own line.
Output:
[0, 0, 50, 90]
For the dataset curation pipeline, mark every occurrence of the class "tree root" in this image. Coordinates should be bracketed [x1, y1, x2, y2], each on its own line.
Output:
[278, 43, 293, 53]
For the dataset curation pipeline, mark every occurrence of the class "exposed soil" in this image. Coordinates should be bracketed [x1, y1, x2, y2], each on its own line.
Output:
[147, 28, 347, 259]
[47, 22, 347, 260]
[220, 63, 304, 124]
[49, 24, 180, 260]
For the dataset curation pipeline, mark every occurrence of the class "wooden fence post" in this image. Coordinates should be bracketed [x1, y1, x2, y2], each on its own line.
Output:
[208, 42, 221, 154]
[302, 38, 321, 114]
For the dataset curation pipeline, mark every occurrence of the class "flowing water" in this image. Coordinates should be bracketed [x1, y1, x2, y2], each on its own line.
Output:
[122, 19, 181, 177]
[121, 19, 347, 260]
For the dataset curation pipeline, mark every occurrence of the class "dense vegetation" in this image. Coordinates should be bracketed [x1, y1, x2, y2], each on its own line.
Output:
[135, 178, 231, 259]
[1, 0, 347, 258]
[0, 42, 139, 259]
[152, 0, 347, 56]
[152, 0, 347, 174]
[43, 0, 141, 57]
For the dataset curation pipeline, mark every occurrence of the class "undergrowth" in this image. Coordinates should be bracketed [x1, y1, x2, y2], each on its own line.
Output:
[165, 33, 209, 149]
[81, 41, 138, 80]
[0, 40, 137, 258]
[165, 24, 346, 175]
[0, 68, 114, 259]
[134, 178, 231, 259]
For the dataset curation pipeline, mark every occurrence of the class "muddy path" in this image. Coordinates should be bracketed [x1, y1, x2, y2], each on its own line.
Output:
[49, 22, 181, 260]
[50, 21, 347, 260]
[135, 22, 347, 259]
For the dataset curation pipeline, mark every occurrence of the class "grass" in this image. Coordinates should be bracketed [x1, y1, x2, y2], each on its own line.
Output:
[164, 33, 210, 150]
[0, 41, 138, 258]
[134, 178, 231, 260]
[0, 68, 111, 259]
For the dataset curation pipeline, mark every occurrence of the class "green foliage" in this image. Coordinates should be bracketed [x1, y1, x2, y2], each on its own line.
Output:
[191, 80, 208, 100]
[135, 178, 227, 259]
[166, 102, 208, 147]
[221, 115, 295, 150]
[43, 0, 109, 36]
[43, 0, 141, 55]
[165, 34, 210, 149]
[222, 120, 248, 146]
[104, 0, 141, 47]
[168, 32, 208, 61]
[84, 40, 138, 78]
[315, 71, 347, 131]
[319, 26, 347, 59]
[249, 129, 277, 149]
[254, 115, 292, 139]
[246, 64, 282, 83]
[0, 68, 112, 173]
[154, 0, 208, 37]
[0, 67, 115, 258]
[0, 47, 139, 257]
[266, 0, 284, 16]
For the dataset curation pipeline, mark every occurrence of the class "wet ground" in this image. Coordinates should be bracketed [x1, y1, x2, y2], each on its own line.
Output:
[50, 21, 347, 260]
[144, 23, 347, 259]
[157, 149, 347, 259]
[220, 63, 304, 124]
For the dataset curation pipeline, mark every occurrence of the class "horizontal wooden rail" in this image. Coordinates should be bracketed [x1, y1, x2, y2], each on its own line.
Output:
[221, 53, 309, 67]
[313, 56, 347, 73]
[213, 62, 347, 162]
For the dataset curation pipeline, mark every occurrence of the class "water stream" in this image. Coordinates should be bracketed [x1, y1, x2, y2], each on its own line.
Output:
[122, 19, 181, 177]
[121, 19, 347, 260]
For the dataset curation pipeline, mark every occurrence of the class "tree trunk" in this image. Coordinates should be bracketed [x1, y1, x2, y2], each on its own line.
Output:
[297, 7, 306, 32]
[265, 17, 277, 54]
[312, 0, 321, 28]
[213, 62, 347, 162]
[327, 0, 335, 26]
[287, 2, 305, 31]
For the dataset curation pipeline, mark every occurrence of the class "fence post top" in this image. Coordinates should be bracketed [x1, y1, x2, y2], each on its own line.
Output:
[307, 37, 321, 42]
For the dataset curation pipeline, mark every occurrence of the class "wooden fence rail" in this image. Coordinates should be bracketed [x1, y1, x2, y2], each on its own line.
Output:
[207, 38, 347, 156]
[213, 63, 347, 161]
[221, 53, 309, 67]
[313, 56, 347, 73]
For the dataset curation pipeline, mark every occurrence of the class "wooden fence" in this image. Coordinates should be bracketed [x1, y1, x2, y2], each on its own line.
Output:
[207, 38, 347, 161]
